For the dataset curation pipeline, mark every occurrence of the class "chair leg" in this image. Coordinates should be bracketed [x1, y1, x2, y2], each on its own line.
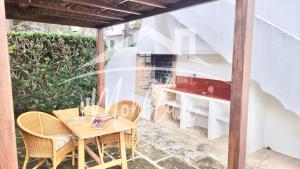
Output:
[135, 137, 140, 147]
[52, 158, 57, 169]
[131, 136, 135, 161]
[22, 155, 29, 169]
[135, 132, 140, 147]
[100, 137, 105, 157]
[131, 146, 135, 161]
[72, 150, 75, 166]
[101, 143, 104, 157]
[95, 137, 101, 157]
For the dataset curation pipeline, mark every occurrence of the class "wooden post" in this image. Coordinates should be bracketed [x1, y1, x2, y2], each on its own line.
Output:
[96, 28, 105, 108]
[228, 0, 255, 169]
[0, 0, 18, 169]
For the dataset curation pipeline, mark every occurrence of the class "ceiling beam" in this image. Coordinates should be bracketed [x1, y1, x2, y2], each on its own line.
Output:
[17, 0, 29, 7]
[5, 4, 100, 28]
[64, 0, 141, 15]
[28, 3, 124, 20]
[7, 14, 100, 28]
[128, 0, 167, 8]
[5, 0, 124, 20]
[6, 1, 110, 24]
[100, 0, 216, 28]
[48, 13, 110, 24]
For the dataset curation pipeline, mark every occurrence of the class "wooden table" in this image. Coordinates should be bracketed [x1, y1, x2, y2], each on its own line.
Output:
[53, 108, 135, 169]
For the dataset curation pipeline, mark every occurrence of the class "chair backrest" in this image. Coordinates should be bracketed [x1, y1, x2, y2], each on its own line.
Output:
[108, 100, 141, 123]
[17, 112, 57, 158]
[83, 105, 105, 116]
[17, 111, 58, 136]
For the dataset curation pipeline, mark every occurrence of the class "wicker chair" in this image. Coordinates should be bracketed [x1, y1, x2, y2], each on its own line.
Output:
[99, 100, 141, 161]
[17, 111, 75, 169]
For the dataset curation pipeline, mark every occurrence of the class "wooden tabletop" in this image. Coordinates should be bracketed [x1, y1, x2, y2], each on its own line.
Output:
[53, 108, 135, 139]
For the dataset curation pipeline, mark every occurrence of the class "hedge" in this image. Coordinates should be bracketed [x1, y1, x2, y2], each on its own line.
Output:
[8, 32, 98, 116]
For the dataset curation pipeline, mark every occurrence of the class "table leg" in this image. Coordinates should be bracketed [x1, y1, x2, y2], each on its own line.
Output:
[78, 139, 85, 169]
[119, 132, 128, 169]
[96, 137, 104, 164]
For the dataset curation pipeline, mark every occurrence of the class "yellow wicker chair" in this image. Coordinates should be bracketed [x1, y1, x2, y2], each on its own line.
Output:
[17, 111, 75, 169]
[99, 100, 141, 161]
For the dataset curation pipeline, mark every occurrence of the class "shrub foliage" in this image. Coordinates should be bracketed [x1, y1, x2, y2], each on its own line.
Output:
[8, 32, 97, 115]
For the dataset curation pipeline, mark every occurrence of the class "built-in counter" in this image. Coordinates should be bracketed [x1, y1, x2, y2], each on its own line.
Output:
[174, 75, 231, 101]
[162, 76, 232, 139]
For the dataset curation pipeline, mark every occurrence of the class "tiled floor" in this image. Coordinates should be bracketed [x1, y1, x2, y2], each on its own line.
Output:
[138, 120, 300, 169]
[16, 119, 300, 169]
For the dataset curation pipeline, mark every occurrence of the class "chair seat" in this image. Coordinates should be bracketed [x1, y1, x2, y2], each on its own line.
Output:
[50, 134, 72, 151]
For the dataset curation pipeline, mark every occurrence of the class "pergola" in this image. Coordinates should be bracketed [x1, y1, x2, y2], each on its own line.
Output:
[0, 0, 254, 169]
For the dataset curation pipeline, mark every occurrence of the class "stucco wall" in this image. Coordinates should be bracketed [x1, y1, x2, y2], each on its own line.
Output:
[105, 47, 137, 105]
[176, 54, 300, 159]
[255, 0, 300, 38]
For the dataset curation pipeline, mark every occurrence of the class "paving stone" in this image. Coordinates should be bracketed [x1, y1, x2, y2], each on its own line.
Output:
[157, 157, 197, 169]
[195, 156, 225, 169]
[196, 143, 210, 152]
[21, 159, 50, 169]
[137, 144, 169, 161]
[246, 166, 264, 169]
[138, 140, 149, 147]
[127, 158, 158, 169]
[108, 158, 158, 169]
[58, 159, 76, 169]
[104, 147, 138, 161]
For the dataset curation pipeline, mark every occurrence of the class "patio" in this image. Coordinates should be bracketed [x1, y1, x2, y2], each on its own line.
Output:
[17, 119, 300, 169]
[0, 0, 273, 169]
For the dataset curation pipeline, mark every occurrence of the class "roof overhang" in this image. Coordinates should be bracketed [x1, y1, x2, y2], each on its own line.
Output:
[5, 0, 216, 28]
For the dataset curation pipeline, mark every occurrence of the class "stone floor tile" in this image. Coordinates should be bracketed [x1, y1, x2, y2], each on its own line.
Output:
[195, 156, 225, 169]
[137, 144, 169, 161]
[157, 157, 197, 169]
[108, 158, 159, 169]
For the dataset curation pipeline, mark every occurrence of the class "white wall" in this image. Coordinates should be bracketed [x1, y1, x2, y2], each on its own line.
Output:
[176, 54, 231, 81]
[264, 93, 300, 158]
[105, 47, 153, 120]
[105, 35, 123, 48]
[137, 14, 215, 55]
[175, 54, 300, 159]
[247, 81, 269, 154]
[169, 1, 300, 115]
[105, 47, 137, 106]
[248, 81, 300, 158]
[255, 0, 300, 38]
[130, 0, 300, 158]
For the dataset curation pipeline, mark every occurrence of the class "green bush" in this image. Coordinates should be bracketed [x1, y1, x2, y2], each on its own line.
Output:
[8, 32, 98, 116]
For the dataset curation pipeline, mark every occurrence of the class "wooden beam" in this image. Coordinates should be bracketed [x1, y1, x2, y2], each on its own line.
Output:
[0, 0, 18, 168]
[100, 0, 215, 28]
[64, 0, 142, 15]
[47, 13, 110, 24]
[228, 0, 255, 168]
[17, 0, 29, 7]
[6, 0, 124, 20]
[6, 12, 100, 28]
[5, 3, 109, 26]
[30, 3, 124, 20]
[128, 0, 167, 8]
[96, 29, 105, 108]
